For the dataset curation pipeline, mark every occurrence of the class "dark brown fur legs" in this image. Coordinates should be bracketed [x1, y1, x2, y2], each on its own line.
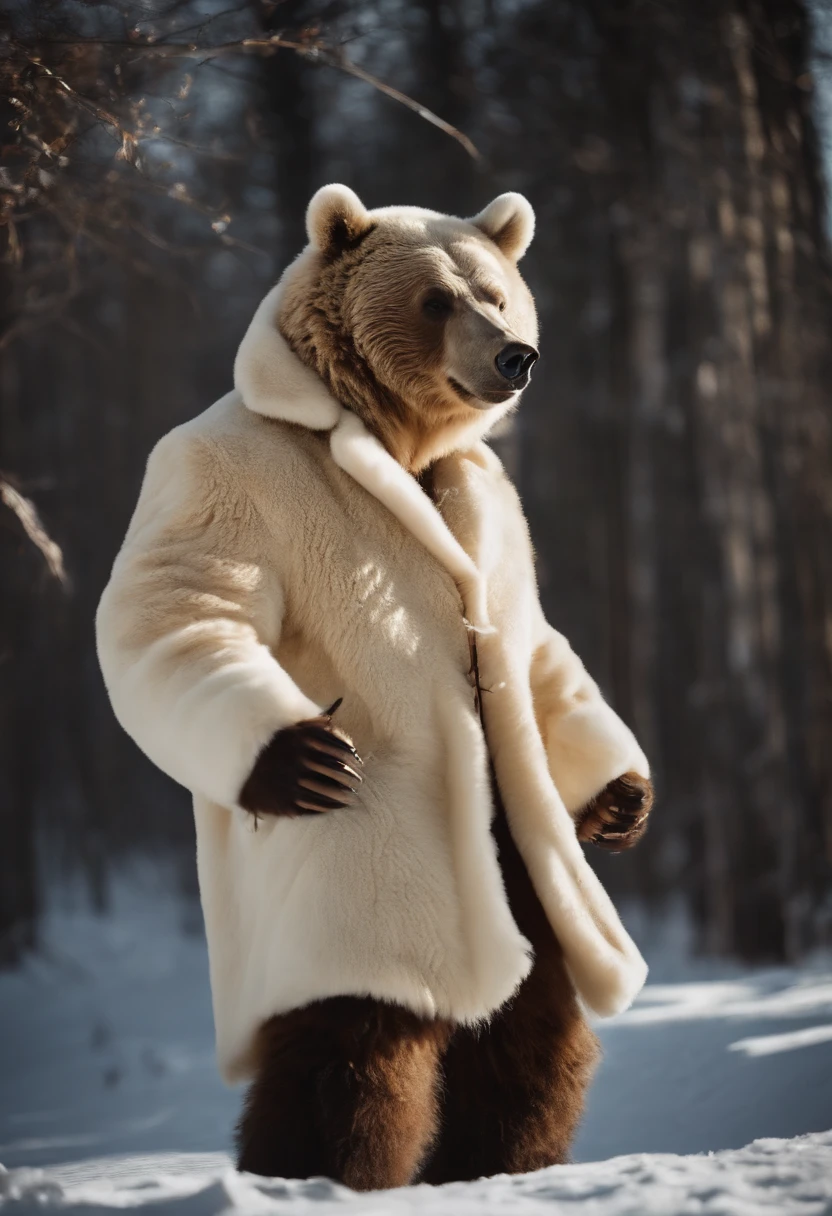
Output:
[236, 997, 449, 1189]
[421, 800, 599, 1183]
[236, 800, 598, 1189]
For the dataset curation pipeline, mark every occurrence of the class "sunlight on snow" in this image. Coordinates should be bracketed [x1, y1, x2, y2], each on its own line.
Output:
[614, 974, 832, 1028]
[729, 1024, 832, 1058]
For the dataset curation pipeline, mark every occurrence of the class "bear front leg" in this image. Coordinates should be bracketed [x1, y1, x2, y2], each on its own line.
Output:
[239, 698, 363, 819]
[576, 772, 654, 852]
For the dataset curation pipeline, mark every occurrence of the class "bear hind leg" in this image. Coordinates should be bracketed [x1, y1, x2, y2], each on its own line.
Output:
[421, 797, 600, 1183]
[236, 995, 449, 1190]
[422, 983, 599, 1183]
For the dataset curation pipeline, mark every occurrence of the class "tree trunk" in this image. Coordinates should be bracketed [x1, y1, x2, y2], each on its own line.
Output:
[491, 0, 832, 958]
[0, 271, 41, 962]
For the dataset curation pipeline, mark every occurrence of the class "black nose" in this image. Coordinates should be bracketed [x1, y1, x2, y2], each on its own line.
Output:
[495, 343, 539, 383]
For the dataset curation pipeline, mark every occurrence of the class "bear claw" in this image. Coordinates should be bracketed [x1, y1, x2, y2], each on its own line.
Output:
[239, 701, 364, 819]
[577, 772, 653, 853]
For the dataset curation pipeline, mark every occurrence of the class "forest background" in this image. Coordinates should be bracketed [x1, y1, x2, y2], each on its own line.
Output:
[3, 0, 832, 972]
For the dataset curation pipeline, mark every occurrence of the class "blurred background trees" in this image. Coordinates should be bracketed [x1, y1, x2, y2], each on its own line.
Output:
[2, 0, 831, 966]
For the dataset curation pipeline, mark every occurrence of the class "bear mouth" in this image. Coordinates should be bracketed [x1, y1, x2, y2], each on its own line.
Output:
[447, 376, 516, 408]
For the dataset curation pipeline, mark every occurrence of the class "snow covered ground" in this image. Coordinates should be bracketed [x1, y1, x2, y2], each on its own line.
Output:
[1, 871, 831, 1213]
[4, 1132, 832, 1215]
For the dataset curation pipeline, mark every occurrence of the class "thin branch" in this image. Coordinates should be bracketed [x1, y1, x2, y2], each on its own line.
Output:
[140, 4, 250, 42]
[15, 35, 482, 159]
[0, 478, 68, 585]
[314, 48, 481, 162]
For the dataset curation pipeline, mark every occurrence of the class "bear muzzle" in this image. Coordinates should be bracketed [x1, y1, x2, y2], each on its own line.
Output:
[444, 299, 540, 408]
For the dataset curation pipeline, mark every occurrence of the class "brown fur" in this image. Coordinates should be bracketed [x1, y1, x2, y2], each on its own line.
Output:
[236, 996, 450, 1188]
[236, 788, 599, 1187]
[277, 198, 538, 475]
[576, 771, 654, 852]
[239, 707, 362, 819]
[422, 792, 600, 1183]
[278, 233, 484, 473]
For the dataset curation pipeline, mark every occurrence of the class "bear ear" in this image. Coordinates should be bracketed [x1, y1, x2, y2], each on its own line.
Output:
[470, 192, 535, 262]
[306, 184, 373, 258]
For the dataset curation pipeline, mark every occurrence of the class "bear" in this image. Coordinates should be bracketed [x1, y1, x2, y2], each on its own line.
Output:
[96, 184, 654, 1190]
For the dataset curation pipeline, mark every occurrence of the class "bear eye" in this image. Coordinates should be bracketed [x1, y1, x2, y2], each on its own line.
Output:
[498, 300, 506, 312]
[423, 292, 453, 319]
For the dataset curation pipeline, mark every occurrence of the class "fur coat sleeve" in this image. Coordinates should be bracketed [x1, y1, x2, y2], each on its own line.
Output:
[530, 606, 650, 817]
[96, 427, 322, 809]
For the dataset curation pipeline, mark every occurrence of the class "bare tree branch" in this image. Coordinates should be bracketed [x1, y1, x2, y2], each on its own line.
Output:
[311, 46, 481, 162]
[4, 32, 481, 159]
[0, 478, 68, 586]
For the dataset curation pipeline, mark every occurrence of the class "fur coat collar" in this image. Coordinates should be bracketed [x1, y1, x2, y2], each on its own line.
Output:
[235, 282, 492, 631]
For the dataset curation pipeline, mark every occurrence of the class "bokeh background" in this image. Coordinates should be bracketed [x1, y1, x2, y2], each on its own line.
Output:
[3, 0, 832, 977]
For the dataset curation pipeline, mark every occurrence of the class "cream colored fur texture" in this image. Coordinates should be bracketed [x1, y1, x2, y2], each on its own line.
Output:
[97, 191, 650, 1083]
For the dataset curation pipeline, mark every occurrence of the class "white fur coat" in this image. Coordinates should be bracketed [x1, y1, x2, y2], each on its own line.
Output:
[96, 283, 650, 1083]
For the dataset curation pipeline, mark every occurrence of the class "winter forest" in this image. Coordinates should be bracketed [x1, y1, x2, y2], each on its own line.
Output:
[2, 0, 832, 1212]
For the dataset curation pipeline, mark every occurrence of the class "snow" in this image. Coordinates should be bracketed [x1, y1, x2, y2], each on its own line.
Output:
[1, 871, 831, 1213]
[3, 1133, 832, 1215]
[729, 1025, 832, 1058]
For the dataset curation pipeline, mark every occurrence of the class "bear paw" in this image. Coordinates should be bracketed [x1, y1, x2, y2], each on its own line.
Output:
[576, 772, 653, 853]
[239, 698, 363, 819]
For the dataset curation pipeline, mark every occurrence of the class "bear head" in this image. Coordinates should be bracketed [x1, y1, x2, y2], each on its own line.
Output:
[277, 185, 539, 473]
